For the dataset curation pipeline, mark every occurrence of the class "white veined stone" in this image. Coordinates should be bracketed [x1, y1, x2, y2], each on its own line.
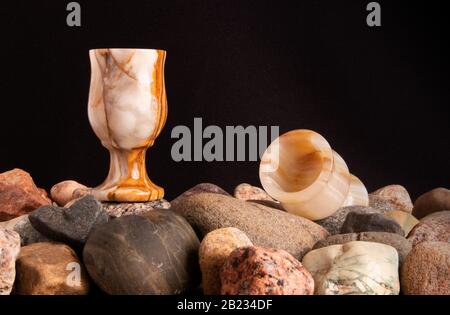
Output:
[302, 241, 400, 295]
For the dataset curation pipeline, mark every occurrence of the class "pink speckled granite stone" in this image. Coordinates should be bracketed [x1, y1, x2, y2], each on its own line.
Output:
[220, 246, 314, 295]
[0, 228, 21, 295]
[408, 211, 450, 246]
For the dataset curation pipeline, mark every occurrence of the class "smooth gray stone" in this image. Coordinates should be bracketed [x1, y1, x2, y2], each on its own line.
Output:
[83, 209, 200, 295]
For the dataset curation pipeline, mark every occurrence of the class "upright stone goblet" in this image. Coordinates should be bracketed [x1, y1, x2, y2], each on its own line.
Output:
[88, 48, 167, 202]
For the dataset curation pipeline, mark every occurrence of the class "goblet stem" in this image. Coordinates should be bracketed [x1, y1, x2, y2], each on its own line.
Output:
[92, 147, 164, 202]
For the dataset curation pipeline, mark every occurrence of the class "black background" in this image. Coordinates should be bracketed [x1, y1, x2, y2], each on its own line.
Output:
[0, 0, 448, 201]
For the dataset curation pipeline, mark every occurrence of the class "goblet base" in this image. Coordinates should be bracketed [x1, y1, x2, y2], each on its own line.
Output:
[91, 182, 164, 202]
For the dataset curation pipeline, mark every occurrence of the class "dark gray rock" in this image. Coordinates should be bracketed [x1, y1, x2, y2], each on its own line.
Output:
[412, 188, 450, 219]
[0, 214, 50, 246]
[13, 215, 50, 246]
[341, 212, 405, 236]
[313, 232, 412, 265]
[83, 210, 200, 295]
[315, 206, 381, 235]
[29, 195, 109, 247]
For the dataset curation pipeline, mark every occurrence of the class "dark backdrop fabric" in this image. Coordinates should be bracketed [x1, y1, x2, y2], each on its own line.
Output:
[0, 0, 448, 200]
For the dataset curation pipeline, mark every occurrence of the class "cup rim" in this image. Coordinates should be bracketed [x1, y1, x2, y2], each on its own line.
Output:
[259, 129, 335, 200]
[89, 48, 167, 53]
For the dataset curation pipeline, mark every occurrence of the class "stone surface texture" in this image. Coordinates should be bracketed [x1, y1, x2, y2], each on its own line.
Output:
[401, 241, 450, 295]
[50, 180, 89, 206]
[407, 211, 450, 246]
[248, 200, 286, 211]
[83, 210, 200, 295]
[302, 241, 400, 295]
[172, 193, 328, 259]
[315, 206, 382, 235]
[341, 212, 405, 236]
[412, 188, 450, 219]
[233, 183, 275, 201]
[0, 169, 51, 221]
[371, 185, 413, 212]
[29, 195, 109, 247]
[313, 232, 412, 265]
[0, 228, 20, 295]
[15, 242, 89, 295]
[369, 195, 398, 212]
[221, 246, 314, 295]
[102, 199, 170, 217]
[171, 183, 230, 208]
[385, 210, 419, 235]
[199, 227, 253, 295]
[0, 215, 49, 246]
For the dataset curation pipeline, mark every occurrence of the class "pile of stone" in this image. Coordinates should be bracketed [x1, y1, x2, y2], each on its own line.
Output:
[1, 168, 449, 295]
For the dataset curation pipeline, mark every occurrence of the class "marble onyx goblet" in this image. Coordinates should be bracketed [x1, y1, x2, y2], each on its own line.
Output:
[88, 48, 167, 202]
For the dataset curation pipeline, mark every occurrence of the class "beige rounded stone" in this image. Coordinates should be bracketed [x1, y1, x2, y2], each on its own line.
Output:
[412, 188, 450, 219]
[371, 185, 413, 213]
[172, 193, 329, 259]
[15, 242, 89, 295]
[171, 183, 230, 208]
[199, 227, 253, 295]
[401, 241, 450, 295]
[50, 180, 89, 207]
[233, 183, 275, 202]
[302, 241, 400, 295]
